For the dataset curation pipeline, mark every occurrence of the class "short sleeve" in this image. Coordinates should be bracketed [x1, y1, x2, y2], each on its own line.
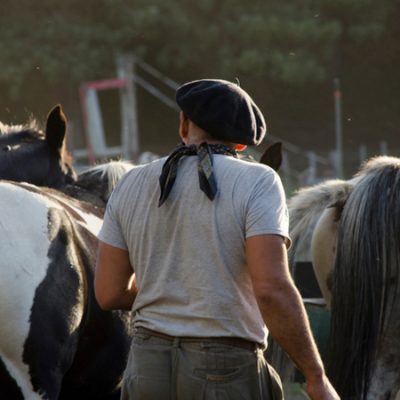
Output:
[245, 169, 291, 246]
[98, 190, 128, 250]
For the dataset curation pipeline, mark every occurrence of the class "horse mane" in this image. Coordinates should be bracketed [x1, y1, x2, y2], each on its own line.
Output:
[0, 119, 42, 136]
[329, 156, 400, 398]
[287, 179, 354, 268]
[64, 160, 134, 207]
[79, 160, 134, 196]
[357, 155, 400, 175]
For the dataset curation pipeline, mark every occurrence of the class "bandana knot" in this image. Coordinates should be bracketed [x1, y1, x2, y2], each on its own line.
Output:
[158, 142, 237, 207]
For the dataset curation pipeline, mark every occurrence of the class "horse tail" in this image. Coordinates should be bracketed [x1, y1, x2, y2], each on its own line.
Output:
[328, 163, 400, 398]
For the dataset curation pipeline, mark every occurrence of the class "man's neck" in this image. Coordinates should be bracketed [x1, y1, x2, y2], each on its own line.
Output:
[186, 139, 228, 146]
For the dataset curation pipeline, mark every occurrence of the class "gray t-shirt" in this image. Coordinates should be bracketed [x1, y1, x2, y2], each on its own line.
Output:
[98, 154, 290, 344]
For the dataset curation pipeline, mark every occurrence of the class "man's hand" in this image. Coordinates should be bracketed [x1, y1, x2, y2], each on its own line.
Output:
[306, 375, 340, 400]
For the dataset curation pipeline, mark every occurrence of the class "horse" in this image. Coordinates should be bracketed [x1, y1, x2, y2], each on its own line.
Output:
[0, 105, 137, 399]
[0, 105, 76, 188]
[0, 160, 135, 400]
[288, 156, 400, 399]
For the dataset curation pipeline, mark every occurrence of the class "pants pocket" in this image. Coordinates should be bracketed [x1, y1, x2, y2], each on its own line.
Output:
[193, 367, 241, 382]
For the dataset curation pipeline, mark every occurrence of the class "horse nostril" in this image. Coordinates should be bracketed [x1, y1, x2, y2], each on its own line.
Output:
[3, 145, 12, 152]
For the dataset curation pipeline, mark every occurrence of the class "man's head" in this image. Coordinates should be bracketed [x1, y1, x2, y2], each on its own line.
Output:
[176, 79, 266, 146]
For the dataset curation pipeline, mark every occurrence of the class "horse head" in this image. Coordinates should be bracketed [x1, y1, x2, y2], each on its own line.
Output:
[0, 105, 77, 188]
[259, 142, 282, 171]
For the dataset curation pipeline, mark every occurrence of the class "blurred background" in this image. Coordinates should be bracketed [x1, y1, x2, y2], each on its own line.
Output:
[0, 0, 399, 193]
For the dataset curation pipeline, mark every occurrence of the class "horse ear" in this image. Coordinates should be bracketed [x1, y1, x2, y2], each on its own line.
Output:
[259, 142, 282, 171]
[46, 105, 67, 153]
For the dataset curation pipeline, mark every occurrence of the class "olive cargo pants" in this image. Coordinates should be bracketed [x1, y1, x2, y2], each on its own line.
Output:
[121, 329, 283, 400]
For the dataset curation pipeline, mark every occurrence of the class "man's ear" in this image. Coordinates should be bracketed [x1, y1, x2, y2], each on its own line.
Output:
[235, 144, 247, 152]
[179, 112, 190, 144]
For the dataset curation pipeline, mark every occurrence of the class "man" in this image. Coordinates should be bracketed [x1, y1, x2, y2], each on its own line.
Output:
[95, 79, 339, 400]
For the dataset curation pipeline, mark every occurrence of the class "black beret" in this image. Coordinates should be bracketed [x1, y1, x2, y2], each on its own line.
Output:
[176, 79, 266, 146]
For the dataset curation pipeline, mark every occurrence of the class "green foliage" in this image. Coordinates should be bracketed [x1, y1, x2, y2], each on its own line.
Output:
[0, 0, 397, 98]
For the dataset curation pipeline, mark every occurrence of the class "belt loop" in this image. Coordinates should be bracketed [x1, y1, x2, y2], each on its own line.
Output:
[171, 337, 180, 400]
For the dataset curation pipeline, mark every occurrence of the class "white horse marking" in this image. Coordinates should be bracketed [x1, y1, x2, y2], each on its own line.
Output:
[0, 182, 55, 398]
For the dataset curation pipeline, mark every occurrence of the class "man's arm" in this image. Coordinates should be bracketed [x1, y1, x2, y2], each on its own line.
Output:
[246, 234, 339, 400]
[95, 240, 137, 311]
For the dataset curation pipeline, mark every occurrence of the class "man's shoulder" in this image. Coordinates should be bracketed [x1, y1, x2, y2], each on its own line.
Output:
[111, 157, 166, 196]
[124, 157, 167, 178]
[218, 155, 277, 177]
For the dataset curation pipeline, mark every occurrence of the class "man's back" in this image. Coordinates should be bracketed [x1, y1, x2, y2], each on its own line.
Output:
[100, 154, 288, 344]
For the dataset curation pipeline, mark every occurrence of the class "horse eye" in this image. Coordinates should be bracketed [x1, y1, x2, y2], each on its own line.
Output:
[2, 145, 12, 152]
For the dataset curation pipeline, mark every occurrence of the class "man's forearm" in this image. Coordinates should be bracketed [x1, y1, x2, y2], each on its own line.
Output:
[246, 235, 339, 399]
[257, 281, 325, 381]
[108, 290, 136, 311]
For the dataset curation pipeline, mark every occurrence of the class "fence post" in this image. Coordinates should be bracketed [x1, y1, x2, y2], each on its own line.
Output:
[359, 144, 368, 164]
[116, 54, 140, 161]
[281, 150, 293, 194]
[333, 78, 344, 178]
[379, 140, 388, 155]
[307, 151, 317, 184]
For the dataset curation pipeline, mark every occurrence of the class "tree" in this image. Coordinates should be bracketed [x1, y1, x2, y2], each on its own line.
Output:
[0, 0, 395, 92]
[0, 0, 398, 163]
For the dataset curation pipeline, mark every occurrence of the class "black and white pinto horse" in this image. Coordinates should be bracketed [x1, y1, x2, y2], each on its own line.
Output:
[288, 156, 400, 399]
[0, 161, 134, 400]
[0, 106, 137, 398]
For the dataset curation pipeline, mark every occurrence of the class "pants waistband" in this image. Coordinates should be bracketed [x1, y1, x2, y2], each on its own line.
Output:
[135, 327, 262, 352]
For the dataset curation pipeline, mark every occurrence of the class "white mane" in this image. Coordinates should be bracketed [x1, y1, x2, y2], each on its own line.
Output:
[0, 119, 41, 135]
[79, 160, 135, 199]
[288, 178, 354, 263]
[358, 155, 400, 176]
[287, 157, 397, 264]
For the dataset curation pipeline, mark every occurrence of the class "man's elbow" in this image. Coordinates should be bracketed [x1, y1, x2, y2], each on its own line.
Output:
[253, 281, 298, 307]
[95, 288, 118, 311]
